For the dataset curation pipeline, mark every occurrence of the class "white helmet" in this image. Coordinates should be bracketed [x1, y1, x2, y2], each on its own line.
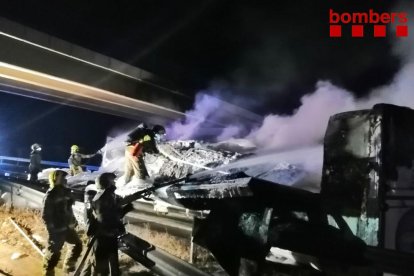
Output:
[31, 143, 42, 152]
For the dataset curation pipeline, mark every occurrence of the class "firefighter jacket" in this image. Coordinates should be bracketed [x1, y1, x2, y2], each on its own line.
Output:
[42, 186, 77, 233]
[29, 150, 41, 171]
[88, 186, 132, 237]
[68, 152, 95, 167]
[126, 128, 159, 157]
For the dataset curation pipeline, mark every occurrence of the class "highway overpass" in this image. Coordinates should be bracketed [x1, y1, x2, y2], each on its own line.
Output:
[0, 17, 263, 131]
[0, 17, 191, 125]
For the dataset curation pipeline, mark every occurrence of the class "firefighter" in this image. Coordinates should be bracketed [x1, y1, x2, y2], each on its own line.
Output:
[123, 124, 166, 185]
[29, 143, 42, 182]
[42, 169, 82, 275]
[84, 172, 133, 275]
[68, 145, 101, 176]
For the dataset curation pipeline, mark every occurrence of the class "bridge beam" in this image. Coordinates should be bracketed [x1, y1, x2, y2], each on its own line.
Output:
[0, 18, 190, 123]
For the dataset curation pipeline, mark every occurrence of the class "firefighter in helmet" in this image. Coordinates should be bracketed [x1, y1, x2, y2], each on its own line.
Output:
[29, 143, 42, 182]
[83, 172, 133, 275]
[68, 145, 101, 176]
[42, 169, 82, 275]
[123, 124, 166, 185]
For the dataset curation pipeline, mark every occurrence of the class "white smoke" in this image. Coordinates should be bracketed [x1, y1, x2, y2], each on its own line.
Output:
[247, 81, 357, 150]
[98, 131, 129, 174]
[99, 3, 414, 177]
[166, 92, 261, 141]
[217, 125, 242, 141]
[247, 54, 414, 150]
[391, 1, 414, 64]
[247, 1, 414, 151]
[168, 56, 414, 151]
[167, 94, 221, 140]
[168, 0, 414, 151]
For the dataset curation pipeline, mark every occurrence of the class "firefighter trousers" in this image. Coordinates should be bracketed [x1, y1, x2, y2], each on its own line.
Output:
[82, 236, 120, 276]
[70, 165, 83, 176]
[43, 228, 82, 275]
[124, 146, 149, 184]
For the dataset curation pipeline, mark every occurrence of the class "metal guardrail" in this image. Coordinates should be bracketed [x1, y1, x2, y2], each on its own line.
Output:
[0, 155, 100, 174]
[127, 202, 193, 238]
[0, 178, 45, 209]
[0, 177, 193, 235]
[0, 178, 209, 276]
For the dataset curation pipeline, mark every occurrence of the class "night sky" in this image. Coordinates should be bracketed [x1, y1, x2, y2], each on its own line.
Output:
[0, 0, 410, 161]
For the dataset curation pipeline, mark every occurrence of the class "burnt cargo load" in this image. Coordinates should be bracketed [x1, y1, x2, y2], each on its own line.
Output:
[159, 172, 320, 211]
[155, 103, 414, 275]
[321, 103, 414, 248]
[157, 175, 368, 274]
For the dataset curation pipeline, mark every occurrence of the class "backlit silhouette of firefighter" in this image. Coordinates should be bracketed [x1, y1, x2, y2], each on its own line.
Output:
[82, 172, 133, 275]
[123, 125, 166, 185]
[42, 169, 82, 275]
[29, 143, 42, 182]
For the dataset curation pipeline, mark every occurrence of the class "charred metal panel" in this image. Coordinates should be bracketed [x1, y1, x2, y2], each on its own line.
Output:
[267, 217, 367, 266]
[192, 204, 272, 276]
[321, 106, 382, 246]
[321, 103, 414, 246]
[321, 108, 379, 215]
[378, 104, 414, 191]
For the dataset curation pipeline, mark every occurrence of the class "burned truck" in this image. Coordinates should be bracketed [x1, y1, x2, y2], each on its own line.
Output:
[4, 103, 413, 275]
[152, 103, 414, 275]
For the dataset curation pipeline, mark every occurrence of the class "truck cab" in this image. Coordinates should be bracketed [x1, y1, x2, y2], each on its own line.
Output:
[322, 103, 414, 252]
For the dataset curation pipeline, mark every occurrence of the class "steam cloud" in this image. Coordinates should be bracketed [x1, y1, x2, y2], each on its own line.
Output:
[167, 92, 261, 141]
[167, 93, 221, 140]
[166, 1, 414, 152]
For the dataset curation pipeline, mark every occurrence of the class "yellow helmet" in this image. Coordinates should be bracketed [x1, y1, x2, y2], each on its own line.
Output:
[71, 145, 79, 153]
[49, 170, 68, 188]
